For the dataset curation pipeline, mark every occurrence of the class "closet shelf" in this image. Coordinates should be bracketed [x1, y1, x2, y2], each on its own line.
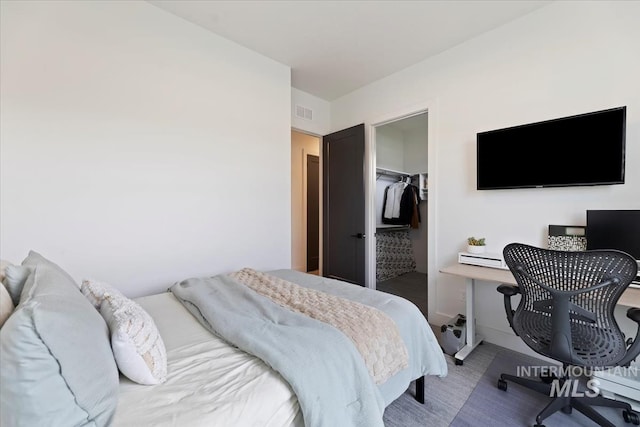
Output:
[376, 167, 413, 181]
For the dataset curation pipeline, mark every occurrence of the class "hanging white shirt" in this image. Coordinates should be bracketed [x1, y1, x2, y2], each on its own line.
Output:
[383, 182, 407, 219]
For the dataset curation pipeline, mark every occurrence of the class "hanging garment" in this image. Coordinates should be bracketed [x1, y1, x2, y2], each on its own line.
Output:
[398, 184, 419, 225]
[410, 188, 420, 229]
[383, 184, 420, 226]
[382, 181, 407, 220]
[391, 182, 407, 218]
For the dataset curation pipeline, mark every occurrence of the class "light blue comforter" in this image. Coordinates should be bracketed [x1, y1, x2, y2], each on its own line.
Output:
[170, 269, 447, 427]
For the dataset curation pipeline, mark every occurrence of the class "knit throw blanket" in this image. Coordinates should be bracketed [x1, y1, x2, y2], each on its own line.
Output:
[229, 268, 408, 384]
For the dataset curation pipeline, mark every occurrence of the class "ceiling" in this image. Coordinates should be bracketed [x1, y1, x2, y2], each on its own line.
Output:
[148, 1, 552, 101]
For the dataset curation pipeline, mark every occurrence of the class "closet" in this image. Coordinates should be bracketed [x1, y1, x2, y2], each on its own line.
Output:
[374, 113, 428, 316]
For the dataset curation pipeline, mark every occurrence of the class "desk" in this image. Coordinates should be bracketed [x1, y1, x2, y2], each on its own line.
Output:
[440, 263, 640, 365]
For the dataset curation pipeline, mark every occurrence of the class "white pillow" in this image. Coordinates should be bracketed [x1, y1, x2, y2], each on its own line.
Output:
[0, 260, 12, 282]
[0, 282, 14, 328]
[3, 265, 32, 306]
[100, 293, 167, 385]
[81, 279, 124, 310]
[0, 260, 15, 327]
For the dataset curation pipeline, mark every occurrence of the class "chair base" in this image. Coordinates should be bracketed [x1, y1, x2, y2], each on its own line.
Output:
[498, 373, 639, 427]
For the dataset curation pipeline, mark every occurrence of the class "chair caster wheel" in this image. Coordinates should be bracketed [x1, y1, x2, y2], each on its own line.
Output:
[455, 359, 463, 366]
[534, 424, 545, 427]
[623, 409, 640, 425]
[497, 378, 507, 391]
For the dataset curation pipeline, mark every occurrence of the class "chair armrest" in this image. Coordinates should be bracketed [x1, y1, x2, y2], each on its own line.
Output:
[497, 284, 520, 296]
[617, 308, 640, 366]
[497, 285, 520, 332]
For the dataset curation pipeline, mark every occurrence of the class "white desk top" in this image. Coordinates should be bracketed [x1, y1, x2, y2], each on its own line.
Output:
[440, 263, 640, 309]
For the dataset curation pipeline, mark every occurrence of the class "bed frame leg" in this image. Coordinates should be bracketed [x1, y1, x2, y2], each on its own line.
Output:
[415, 376, 425, 404]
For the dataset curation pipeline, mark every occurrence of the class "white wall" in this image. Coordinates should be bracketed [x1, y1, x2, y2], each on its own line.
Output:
[291, 130, 320, 272]
[403, 126, 428, 176]
[402, 124, 429, 274]
[376, 126, 405, 171]
[0, 1, 291, 298]
[331, 1, 640, 346]
[291, 88, 331, 136]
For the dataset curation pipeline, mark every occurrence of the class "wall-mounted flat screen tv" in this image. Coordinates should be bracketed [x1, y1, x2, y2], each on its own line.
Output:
[477, 106, 626, 190]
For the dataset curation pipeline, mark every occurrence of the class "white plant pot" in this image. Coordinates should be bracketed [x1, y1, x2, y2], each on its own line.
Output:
[467, 245, 486, 254]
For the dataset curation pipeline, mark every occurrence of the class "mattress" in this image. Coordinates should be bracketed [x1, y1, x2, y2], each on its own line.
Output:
[113, 292, 303, 427]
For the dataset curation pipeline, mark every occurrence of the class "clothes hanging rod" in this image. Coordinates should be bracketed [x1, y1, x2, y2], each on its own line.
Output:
[376, 167, 415, 181]
[376, 167, 411, 177]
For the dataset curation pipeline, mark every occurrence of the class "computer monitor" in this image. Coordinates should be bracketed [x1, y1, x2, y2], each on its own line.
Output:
[586, 209, 640, 261]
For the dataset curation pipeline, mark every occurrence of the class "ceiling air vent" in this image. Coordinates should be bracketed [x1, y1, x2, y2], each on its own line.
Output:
[295, 105, 313, 121]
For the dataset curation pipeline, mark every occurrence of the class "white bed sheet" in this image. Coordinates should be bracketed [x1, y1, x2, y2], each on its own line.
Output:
[113, 292, 303, 427]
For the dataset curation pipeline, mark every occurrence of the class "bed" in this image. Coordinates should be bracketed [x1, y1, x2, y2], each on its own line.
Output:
[115, 290, 303, 427]
[0, 252, 447, 427]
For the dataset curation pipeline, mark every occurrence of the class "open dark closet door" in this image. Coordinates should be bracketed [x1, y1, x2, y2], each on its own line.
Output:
[322, 123, 365, 286]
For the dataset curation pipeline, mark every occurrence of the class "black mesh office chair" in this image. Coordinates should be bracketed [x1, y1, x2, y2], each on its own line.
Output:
[497, 243, 640, 427]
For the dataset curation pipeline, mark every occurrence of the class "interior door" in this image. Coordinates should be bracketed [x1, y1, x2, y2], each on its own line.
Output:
[323, 123, 366, 285]
[306, 154, 319, 272]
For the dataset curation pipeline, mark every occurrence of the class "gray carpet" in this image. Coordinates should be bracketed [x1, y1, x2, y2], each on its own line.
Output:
[383, 343, 496, 426]
[384, 343, 630, 427]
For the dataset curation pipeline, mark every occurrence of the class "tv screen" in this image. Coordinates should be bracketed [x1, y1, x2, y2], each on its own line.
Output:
[586, 210, 640, 261]
[477, 107, 626, 190]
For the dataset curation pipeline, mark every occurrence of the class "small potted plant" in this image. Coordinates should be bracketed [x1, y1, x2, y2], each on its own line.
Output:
[467, 237, 486, 254]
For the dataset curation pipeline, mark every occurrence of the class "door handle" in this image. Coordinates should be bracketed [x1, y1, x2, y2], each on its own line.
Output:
[350, 233, 366, 239]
